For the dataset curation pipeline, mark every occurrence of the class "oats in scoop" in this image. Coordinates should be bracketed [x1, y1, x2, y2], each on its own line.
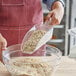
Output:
[22, 30, 46, 53]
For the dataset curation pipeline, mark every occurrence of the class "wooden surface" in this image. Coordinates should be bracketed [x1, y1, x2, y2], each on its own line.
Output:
[54, 56, 76, 76]
[0, 56, 76, 76]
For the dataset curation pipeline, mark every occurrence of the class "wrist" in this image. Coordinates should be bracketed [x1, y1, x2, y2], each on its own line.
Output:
[51, 1, 64, 10]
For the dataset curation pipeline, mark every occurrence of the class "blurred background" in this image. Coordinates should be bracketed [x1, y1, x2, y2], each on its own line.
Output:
[42, 0, 76, 57]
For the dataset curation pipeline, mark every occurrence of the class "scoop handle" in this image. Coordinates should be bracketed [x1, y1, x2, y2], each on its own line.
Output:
[44, 18, 52, 26]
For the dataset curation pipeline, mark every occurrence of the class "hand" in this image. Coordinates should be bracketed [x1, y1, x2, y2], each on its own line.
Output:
[0, 33, 7, 61]
[45, 1, 64, 25]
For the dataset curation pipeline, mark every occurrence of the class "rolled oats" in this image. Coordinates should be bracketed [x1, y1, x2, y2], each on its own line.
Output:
[8, 57, 54, 76]
[22, 30, 47, 53]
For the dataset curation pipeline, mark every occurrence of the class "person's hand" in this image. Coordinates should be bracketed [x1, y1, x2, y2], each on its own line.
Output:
[0, 33, 7, 61]
[45, 1, 64, 25]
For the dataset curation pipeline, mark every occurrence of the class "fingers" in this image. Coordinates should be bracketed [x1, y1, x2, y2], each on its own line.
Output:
[0, 42, 7, 51]
[45, 11, 61, 25]
[1, 42, 7, 50]
[0, 39, 7, 61]
[50, 16, 60, 25]
[0, 34, 7, 51]
[0, 34, 7, 62]
[45, 12, 54, 21]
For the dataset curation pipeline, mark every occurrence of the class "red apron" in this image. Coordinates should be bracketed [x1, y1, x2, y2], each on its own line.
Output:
[0, 0, 43, 46]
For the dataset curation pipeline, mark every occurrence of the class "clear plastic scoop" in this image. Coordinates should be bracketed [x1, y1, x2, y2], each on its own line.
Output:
[21, 19, 53, 54]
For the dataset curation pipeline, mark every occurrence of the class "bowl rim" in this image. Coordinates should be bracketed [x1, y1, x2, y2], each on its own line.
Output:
[3, 44, 62, 63]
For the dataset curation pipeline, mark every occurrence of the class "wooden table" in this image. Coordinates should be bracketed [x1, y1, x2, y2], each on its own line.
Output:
[54, 57, 76, 76]
[0, 56, 76, 76]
